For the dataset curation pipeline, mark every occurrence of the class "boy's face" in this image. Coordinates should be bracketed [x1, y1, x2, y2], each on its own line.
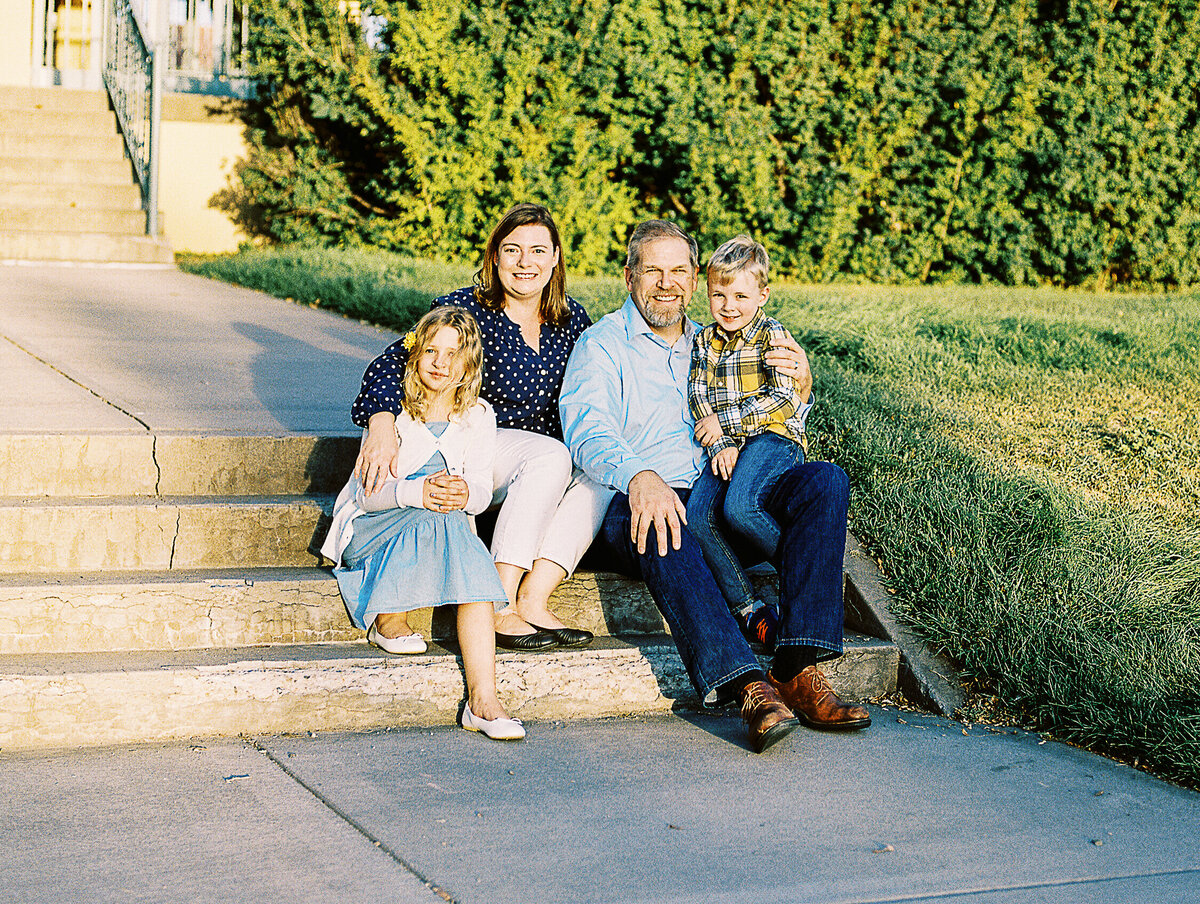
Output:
[708, 269, 768, 334]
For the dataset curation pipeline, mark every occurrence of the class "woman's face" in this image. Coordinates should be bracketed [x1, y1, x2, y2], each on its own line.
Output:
[495, 223, 559, 306]
[415, 325, 463, 396]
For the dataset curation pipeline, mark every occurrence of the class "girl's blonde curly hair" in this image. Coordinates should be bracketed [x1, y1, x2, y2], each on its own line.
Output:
[401, 306, 484, 421]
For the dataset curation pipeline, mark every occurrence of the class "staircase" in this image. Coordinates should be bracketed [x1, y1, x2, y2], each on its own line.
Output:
[0, 430, 900, 751]
[0, 86, 173, 265]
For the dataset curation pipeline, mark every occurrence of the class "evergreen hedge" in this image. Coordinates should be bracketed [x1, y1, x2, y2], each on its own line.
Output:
[221, 0, 1200, 287]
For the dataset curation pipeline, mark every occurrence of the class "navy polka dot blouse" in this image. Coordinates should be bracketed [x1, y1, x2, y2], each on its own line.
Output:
[351, 286, 592, 440]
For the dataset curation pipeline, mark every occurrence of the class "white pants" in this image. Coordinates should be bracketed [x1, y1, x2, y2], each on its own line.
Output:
[489, 428, 614, 576]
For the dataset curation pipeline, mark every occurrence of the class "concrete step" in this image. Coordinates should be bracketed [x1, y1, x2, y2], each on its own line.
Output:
[0, 86, 109, 114]
[0, 108, 118, 137]
[0, 634, 899, 750]
[0, 566, 680, 654]
[0, 207, 149, 235]
[0, 154, 134, 185]
[0, 231, 174, 264]
[0, 433, 359, 497]
[0, 130, 126, 158]
[0, 495, 331, 573]
[0, 182, 143, 210]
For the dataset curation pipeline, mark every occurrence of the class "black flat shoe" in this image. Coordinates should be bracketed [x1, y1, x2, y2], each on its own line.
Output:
[529, 623, 594, 648]
[495, 630, 558, 651]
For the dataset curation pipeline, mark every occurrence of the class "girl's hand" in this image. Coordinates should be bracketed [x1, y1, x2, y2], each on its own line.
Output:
[423, 470, 469, 512]
[712, 447, 739, 481]
[693, 413, 723, 447]
[356, 413, 401, 496]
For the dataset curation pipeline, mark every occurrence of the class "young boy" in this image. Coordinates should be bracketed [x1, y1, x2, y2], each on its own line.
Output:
[686, 235, 811, 651]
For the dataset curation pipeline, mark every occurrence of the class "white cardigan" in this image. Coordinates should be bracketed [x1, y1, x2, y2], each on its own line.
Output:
[320, 400, 496, 565]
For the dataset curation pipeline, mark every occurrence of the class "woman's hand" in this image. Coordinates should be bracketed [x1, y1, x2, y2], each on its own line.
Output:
[693, 413, 724, 448]
[712, 447, 738, 481]
[764, 331, 813, 403]
[423, 470, 469, 512]
[356, 413, 401, 496]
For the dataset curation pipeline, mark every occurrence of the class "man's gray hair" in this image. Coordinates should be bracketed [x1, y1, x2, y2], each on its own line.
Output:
[625, 220, 699, 273]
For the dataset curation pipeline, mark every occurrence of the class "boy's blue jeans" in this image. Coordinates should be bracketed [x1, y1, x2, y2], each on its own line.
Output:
[598, 459, 849, 705]
[686, 432, 804, 615]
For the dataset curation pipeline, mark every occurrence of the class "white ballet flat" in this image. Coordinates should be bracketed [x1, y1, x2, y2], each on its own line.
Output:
[461, 703, 525, 741]
[367, 622, 427, 655]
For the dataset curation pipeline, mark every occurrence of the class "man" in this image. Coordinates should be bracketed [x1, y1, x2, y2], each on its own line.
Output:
[559, 220, 869, 753]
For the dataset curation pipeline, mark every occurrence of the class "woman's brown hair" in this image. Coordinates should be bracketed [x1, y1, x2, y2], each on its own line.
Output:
[473, 203, 570, 327]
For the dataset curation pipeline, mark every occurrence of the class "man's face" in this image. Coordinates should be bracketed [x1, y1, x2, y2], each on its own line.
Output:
[625, 237, 697, 331]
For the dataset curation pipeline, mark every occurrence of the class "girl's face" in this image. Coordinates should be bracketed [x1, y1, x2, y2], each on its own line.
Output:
[496, 223, 559, 306]
[416, 325, 463, 396]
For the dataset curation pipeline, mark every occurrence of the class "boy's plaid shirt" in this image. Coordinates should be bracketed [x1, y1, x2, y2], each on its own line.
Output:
[687, 310, 808, 456]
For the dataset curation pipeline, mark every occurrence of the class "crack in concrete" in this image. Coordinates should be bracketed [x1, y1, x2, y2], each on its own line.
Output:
[150, 433, 163, 495]
[0, 334, 152, 431]
[168, 508, 181, 570]
[249, 738, 458, 903]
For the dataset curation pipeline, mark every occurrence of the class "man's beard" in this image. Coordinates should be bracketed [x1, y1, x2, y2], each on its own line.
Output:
[639, 294, 686, 329]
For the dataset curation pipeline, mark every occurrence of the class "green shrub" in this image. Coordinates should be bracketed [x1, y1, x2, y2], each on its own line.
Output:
[224, 0, 1200, 288]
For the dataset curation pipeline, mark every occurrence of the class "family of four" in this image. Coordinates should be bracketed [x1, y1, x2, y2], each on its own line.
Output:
[321, 204, 869, 752]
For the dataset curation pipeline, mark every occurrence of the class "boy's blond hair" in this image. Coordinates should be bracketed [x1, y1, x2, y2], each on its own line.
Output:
[706, 234, 769, 290]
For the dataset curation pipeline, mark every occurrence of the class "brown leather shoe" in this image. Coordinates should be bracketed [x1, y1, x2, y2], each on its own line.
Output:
[768, 665, 871, 730]
[740, 680, 800, 753]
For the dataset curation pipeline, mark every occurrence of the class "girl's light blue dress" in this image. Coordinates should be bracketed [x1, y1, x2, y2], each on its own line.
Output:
[334, 423, 507, 630]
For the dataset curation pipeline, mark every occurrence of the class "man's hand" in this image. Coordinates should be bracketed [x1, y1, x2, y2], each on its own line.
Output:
[764, 331, 813, 403]
[693, 413, 724, 448]
[712, 447, 738, 481]
[627, 470, 688, 557]
[423, 471, 469, 512]
[356, 412, 401, 496]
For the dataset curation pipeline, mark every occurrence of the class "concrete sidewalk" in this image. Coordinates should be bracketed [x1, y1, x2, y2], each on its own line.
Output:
[1, 265, 1197, 903]
[2, 711, 1198, 904]
[0, 263, 395, 435]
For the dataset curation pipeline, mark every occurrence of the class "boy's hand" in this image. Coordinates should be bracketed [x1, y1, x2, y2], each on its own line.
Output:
[712, 446, 739, 481]
[693, 413, 723, 447]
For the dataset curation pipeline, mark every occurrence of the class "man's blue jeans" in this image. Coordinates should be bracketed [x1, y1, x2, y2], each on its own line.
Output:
[599, 461, 849, 705]
[686, 432, 804, 615]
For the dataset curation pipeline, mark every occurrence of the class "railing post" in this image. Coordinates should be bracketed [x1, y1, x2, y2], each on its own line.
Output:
[147, 42, 162, 237]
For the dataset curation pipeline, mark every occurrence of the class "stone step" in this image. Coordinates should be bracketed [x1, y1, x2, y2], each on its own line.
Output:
[0, 130, 126, 158]
[0, 231, 174, 264]
[0, 182, 143, 210]
[0, 495, 331, 573]
[0, 154, 134, 185]
[0, 634, 899, 751]
[0, 86, 109, 114]
[0, 567, 676, 654]
[0, 207, 148, 235]
[0, 433, 359, 498]
[0, 108, 118, 137]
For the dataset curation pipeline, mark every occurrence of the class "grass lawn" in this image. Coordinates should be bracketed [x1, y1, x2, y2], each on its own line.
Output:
[181, 247, 1200, 786]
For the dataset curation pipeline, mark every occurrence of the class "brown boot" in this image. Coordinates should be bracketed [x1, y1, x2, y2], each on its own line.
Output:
[768, 665, 871, 730]
[740, 680, 800, 753]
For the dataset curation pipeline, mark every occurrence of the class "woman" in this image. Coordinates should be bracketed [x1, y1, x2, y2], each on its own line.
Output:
[352, 203, 614, 650]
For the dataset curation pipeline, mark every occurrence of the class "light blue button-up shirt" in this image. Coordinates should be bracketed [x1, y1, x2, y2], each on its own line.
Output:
[559, 298, 706, 493]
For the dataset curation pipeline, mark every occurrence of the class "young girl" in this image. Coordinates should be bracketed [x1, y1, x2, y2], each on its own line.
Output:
[321, 307, 524, 740]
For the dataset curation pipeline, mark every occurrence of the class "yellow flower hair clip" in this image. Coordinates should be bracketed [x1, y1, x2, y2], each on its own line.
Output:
[401, 331, 416, 351]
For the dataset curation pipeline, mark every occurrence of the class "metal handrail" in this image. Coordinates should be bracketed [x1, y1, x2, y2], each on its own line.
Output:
[102, 0, 161, 236]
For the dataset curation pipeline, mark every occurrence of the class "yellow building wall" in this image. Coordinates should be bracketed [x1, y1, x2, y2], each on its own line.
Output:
[0, 1, 34, 84]
[160, 93, 248, 254]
